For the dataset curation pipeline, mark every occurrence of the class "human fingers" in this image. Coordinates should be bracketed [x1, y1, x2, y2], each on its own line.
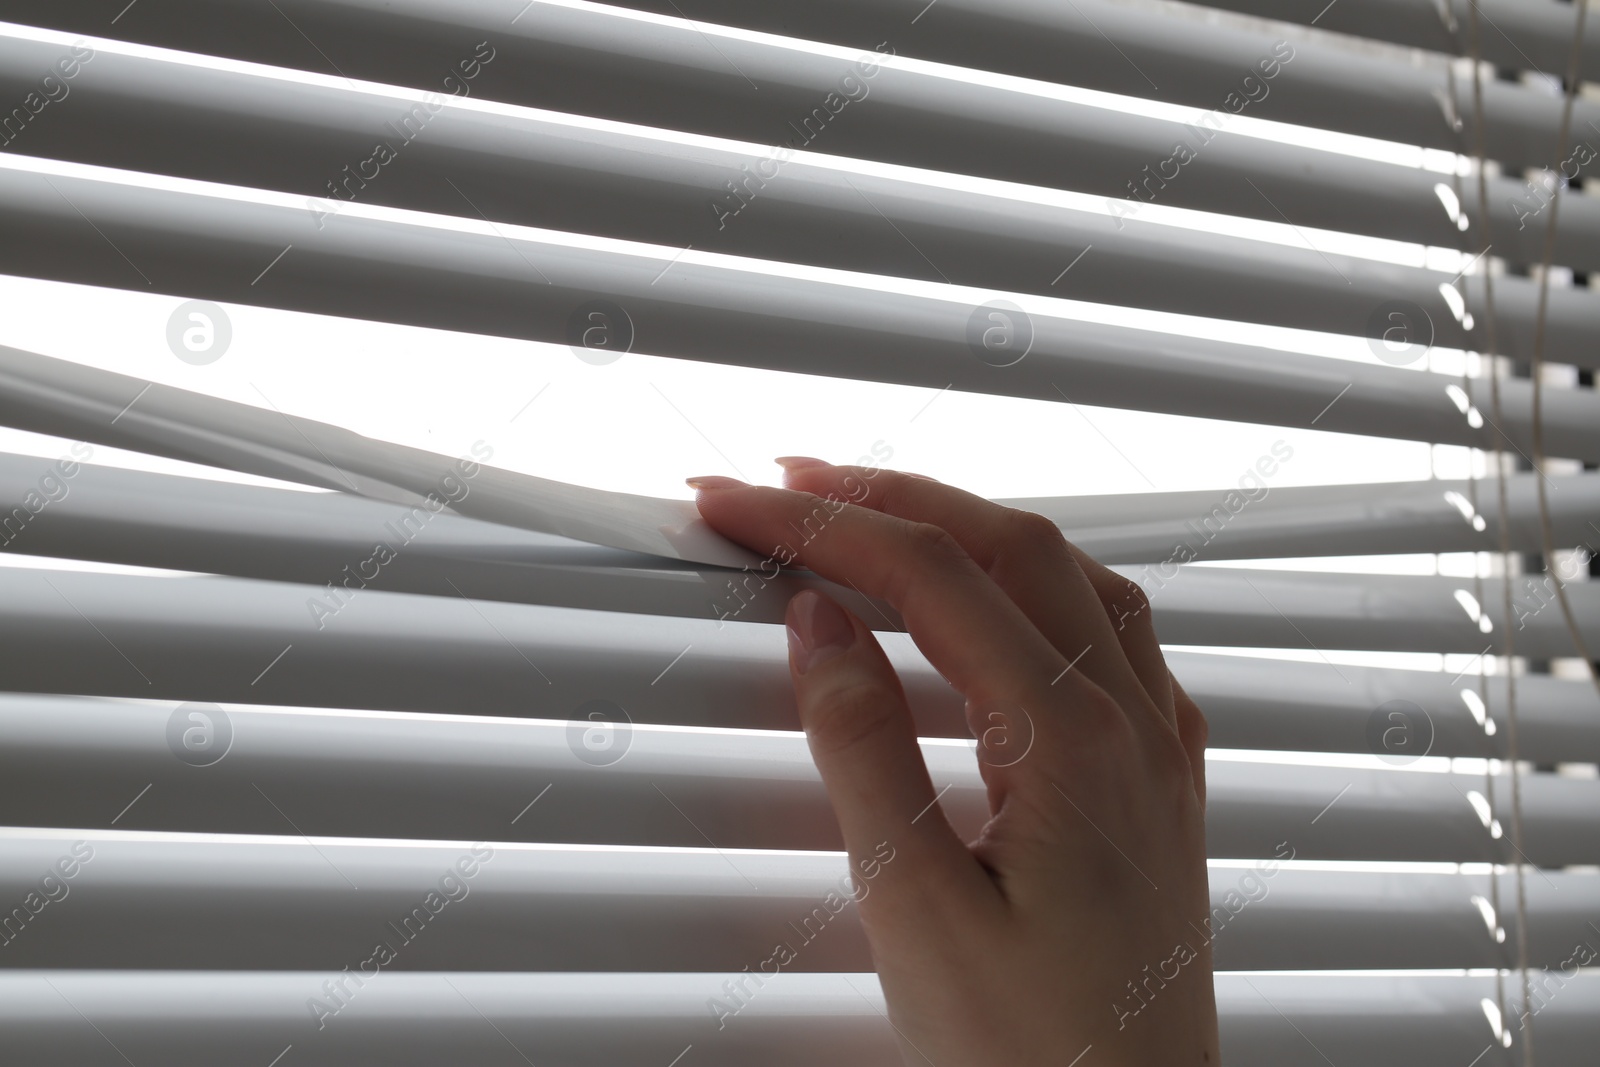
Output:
[774, 460, 1174, 729]
[689, 476, 1071, 713]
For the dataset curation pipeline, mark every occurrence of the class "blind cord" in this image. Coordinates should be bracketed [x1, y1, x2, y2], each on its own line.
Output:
[1464, 3, 1534, 1060]
[1443, 48, 1512, 1044]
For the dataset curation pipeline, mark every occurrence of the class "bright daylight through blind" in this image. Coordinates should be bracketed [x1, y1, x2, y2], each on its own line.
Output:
[0, 0, 1597, 1063]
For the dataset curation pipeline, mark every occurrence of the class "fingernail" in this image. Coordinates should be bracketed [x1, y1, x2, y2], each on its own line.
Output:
[787, 589, 856, 674]
[774, 456, 830, 471]
[685, 475, 748, 491]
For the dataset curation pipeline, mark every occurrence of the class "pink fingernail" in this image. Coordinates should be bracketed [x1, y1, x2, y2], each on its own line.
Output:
[774, 456, 831, 471]
[786, 589, 856, 674]
[685, 475, 749, 491]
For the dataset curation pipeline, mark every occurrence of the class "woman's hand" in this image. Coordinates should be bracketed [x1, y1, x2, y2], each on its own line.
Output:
[689, 458, 1218, 1067]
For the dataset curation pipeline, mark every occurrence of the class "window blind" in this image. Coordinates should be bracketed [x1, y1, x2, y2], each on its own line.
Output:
[0, 1, 1597, 1065]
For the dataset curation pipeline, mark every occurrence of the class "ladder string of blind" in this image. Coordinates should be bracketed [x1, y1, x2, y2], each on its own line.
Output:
[1466, 0, 1596, 1058]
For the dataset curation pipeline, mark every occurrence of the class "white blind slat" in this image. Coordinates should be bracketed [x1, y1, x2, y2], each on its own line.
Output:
[1, 696, 1594, 865]
[1, 970, 1596, 1066]
[0, 830, 1595, 971]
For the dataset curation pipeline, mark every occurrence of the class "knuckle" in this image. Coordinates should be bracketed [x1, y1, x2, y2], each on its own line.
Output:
[883, 521, 970, 602]
[1179, 695, 1210, 752]
[1190, 704, 1210, 748]
[1119, 579, 1151, 613]
[1005, 509, 1071, 556]
[904, 519, 966, 560]
[798, 490, 850, 526]
[991, 509, 1077, 582]
[781, 491, 856, 554]
[868, 471, 915, 512]
[1141, 720, 1197, 789]
[1076, 684, 1135, 741]
[1107, 579, 1153, 632]
[836, 469, 880, 507]
[889, 521, 972, 604]
[804, 677, 902, 758]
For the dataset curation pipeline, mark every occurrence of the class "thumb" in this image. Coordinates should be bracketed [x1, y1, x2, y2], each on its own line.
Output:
[785, 590, 989, 920]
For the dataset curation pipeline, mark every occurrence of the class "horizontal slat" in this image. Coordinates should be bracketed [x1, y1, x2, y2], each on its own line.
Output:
[1144, 567, 1600, 658]
[1176, 0, 1595, 76]
[4, 23, 1597, 277]
[3, 548, 1590, 710]
[1166, 651, 1600, 764]
[0, 557, 1594, 729]
[1007, 472, 1600, 562]
[1, 695, 1594, 864]
[13, 450, 1600, 615]
[588, 0, 1598, 174]
[1215, 971, 1600, 1067]
[0, 970, 1595, 1066]
[0, 830, 1593, 971]
[9, 0, 1593, 184]
[0, 450, 884, 621]
[1203, 758, 1600, 866]
[6, 165, 1600, 458]
[0, 560, 956, 729]
[0, 449, 718, 569]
